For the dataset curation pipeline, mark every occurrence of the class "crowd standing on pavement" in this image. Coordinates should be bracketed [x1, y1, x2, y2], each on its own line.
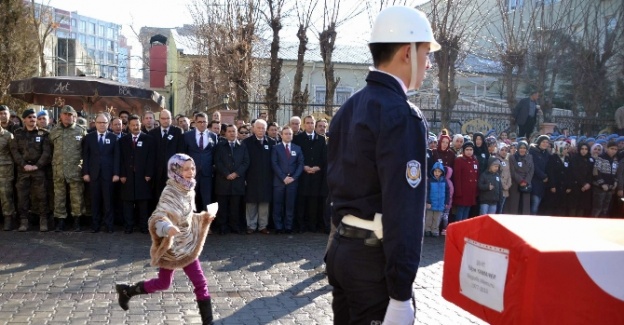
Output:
[0, 104, 334, 238]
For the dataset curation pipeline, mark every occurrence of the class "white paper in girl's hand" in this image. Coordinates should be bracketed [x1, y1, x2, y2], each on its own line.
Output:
[206, 203, 219, 216]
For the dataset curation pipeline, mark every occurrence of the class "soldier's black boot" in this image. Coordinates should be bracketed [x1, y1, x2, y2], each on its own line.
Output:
[55, 218, 65, 232]
[18, 218, 29, 232]
[73, 216, 82, 232]
[39, 216, 48, 232]
[197, 298, 214, 325]
[115, 281, 146, 311]
[3, 214, 13, 231]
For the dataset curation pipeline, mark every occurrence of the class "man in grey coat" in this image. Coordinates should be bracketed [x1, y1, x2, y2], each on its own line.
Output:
[513, 91, 541, 138]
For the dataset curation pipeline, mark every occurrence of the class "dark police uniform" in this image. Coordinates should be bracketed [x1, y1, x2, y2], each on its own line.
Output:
[326, 70, 427, 324]
[9, 127, 52, 229]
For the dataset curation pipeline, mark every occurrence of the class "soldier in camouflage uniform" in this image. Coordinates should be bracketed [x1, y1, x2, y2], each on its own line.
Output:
[0, 105, 19, 134]
[49, 105, 86, 232]
[0, 112, 16, 231]
[9, 109, 52, 232]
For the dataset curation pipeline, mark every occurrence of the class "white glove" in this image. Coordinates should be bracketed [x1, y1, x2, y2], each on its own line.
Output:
[382, 298, 415, 325]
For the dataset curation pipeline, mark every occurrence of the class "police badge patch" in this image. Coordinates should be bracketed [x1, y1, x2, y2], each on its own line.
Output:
[406, 160, 421, 188]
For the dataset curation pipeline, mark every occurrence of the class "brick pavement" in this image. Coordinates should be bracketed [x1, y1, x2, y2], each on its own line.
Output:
[0, 230, 485, 325]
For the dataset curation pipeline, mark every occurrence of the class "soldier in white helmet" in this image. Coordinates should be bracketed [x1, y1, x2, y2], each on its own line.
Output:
[326, 6, 440, 325]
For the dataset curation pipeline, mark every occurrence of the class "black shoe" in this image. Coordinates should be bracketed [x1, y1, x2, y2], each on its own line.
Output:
[55, 219, 65, 232]
[197, 298, 214, 325]
[115, 281, 146, 311]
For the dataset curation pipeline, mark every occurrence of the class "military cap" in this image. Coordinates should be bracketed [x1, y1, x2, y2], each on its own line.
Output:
[22, 108, 36, 119]
[60, 105, 77, 115]
[37, 110, 48, 117]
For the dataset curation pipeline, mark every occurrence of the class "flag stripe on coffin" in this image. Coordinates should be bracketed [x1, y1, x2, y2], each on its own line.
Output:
[442, 214, 624, 325]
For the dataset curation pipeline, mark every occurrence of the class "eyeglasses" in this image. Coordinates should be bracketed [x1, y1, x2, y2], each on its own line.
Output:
[26, 115, 36, 119]
[240, 132, 249, 135]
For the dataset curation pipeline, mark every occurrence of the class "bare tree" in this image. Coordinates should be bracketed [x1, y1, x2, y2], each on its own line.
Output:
[485, 0, 539, 128]
[526, 0, 578, 122]
[291, 0, 318, 117]
[29, 0, 63, 77]
[318, 0, 363, 117]
[0, 0, 38, 105]
[565, 0, 624, 125]
[260, 0, 287, 122]
[190, 0, 261, 121]
[426, 0, 490, 129]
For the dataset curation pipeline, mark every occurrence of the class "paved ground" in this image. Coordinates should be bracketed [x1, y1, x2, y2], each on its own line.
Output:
[0, 229, 486, 325]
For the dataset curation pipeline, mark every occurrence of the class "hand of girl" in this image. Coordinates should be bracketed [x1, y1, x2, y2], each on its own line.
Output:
[167, 226, 180, 237]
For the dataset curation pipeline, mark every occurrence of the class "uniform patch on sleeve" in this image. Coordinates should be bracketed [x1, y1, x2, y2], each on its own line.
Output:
[406, 160, 422, 188]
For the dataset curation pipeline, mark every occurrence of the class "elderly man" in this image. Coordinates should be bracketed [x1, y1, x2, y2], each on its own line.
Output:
[289, 116, 302, 135]
[82, 113, 120, 233]
[243, 119, 275, 234]
[148, 109, 184, 204]
[49, 105, 87, 232]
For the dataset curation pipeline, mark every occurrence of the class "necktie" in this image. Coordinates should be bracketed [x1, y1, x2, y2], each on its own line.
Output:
[285, 144, 290, 158]
[132, 136, 137, 148]
[230, 142, 235, 154]
[199, 132, 204, 149]
[162, 129, 167, 138]
[308, 134, 312, 141]
[98, 134, 104, 149]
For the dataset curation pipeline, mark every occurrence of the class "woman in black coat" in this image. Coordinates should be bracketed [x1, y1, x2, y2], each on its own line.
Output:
[544, 141, 573, 216]
[569, 142, 594, 216]
[529, 135, 551, 215]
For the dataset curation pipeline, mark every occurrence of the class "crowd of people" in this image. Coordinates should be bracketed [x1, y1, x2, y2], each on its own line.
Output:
[0, 104, 331, 236]
[0, 102, 622, 238]
[425, 129, 624, 237]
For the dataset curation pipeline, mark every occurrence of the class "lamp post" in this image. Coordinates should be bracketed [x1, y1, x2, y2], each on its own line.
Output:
[222, 94, 230, 110]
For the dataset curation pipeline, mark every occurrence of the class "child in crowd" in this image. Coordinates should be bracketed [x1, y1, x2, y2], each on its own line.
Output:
[478, 157, 502, 215]
[452, 141, 479, 221]
[426, 162, 449, 237]
[115, 154, 216, 325]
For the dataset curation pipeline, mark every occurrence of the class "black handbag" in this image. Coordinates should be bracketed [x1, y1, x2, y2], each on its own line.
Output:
[518, 184, 532, 193]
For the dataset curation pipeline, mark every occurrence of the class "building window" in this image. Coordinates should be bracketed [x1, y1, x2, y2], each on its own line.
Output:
[314, 86, 354, 105]
[87, 36, 95, 48]
[508, 0, 523, 10]
[99, 25, 105, 37]
[79, 20, 86, 32]
[89, 22, 96, 34]
[71, 18, 76, 27]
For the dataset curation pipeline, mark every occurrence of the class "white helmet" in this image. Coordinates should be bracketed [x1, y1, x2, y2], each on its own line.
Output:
[370, 6, 441, 52]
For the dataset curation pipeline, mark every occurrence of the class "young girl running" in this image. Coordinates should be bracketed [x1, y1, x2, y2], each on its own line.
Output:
[115, 153, 216, 325]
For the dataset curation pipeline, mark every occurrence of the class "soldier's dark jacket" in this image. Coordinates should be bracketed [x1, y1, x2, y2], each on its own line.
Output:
[9, 127, 52, 169]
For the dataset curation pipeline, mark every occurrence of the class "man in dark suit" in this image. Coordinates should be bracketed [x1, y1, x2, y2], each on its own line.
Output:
[243, 119, 276, 234]
[271, 126, 304, 234]
[513, 91, 542, 138]
[119, 114, 155, 233]
[82, 113, 120, 233]
[183, 112, 218, 212]
[292, 115, 327, 232]
[148, 109, 184, 206]
[214, 124, 250, 234]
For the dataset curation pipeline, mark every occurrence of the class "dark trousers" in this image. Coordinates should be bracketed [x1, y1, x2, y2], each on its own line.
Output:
[296, 195, 321, 232]
[592, 189, 614, 217]
[122, 199, 149, 232]
[273, 183, 298, 231]
[216, 194, 242, 233]
[326, 233, 390, 324]
[16, 170, 47, 218]
[90, 177, 114, 231]
[195, 176, 212, 211]
[518, 116, 536, 138]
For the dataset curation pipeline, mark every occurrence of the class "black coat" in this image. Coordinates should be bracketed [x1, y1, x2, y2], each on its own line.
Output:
[214, 140, 249, 196]
[243, 136, 275, 203]
[119, 132, 155, 201]
[529, 145, 550, 198]
[148, 126, 184, 193]
[82, 131, 120, 181]
[292, 131, 327, 196]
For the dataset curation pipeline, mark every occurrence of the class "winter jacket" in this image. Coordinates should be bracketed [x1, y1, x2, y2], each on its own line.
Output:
[546, 155, 573, 192]
[478, 170, 502, 204]
[509, 152, 534, 186]
[496, 154, 512, 198]
[427, 161, 449, 211]
[529, 145, 550, 197]
[593, 153, 619, 189]
[453, 154, 479, 206]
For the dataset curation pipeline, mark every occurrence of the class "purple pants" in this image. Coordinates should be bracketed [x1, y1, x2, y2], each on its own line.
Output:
[143, 259, 210, 301]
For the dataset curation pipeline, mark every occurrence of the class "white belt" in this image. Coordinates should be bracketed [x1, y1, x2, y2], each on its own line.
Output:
[342, 213, 383, 240]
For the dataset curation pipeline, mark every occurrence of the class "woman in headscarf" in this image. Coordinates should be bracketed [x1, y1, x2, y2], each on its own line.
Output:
[544, 141, 573, 216]
[115, 154, 216, 325]
[508, 141, 534, 215]
[569, 142, 594, 216]
[473, 132, 489, 175]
